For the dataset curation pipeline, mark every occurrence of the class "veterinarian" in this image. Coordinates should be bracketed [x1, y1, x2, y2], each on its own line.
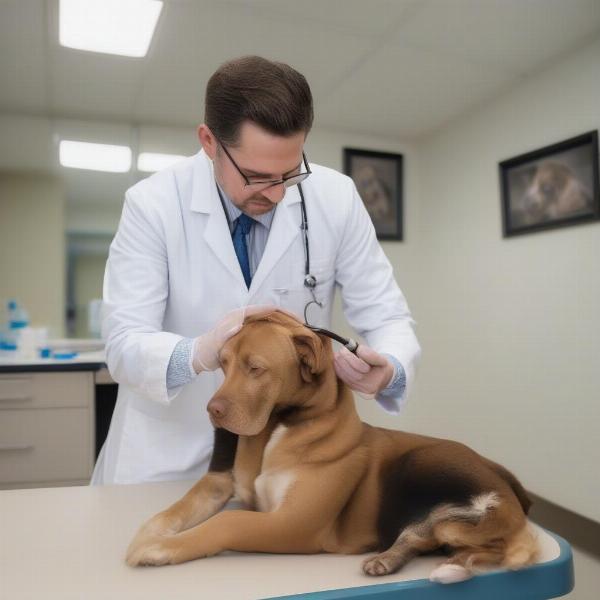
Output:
[91, 56, 421, 485]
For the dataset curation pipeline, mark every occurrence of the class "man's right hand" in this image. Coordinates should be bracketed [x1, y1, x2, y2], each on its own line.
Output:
[192, 305, 279, 372]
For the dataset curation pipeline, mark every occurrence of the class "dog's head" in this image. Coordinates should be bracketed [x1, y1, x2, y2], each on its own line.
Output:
[207, 310, 333, 435]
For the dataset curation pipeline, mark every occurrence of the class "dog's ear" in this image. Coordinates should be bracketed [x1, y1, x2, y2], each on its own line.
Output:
[292, 331, 325, 383]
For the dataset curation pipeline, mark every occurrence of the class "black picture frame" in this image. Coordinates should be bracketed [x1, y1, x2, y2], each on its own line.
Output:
[343, 148, 403, 241]
[499, 131, 600, 237]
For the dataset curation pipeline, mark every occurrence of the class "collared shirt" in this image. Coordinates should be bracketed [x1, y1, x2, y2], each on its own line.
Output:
[217, 183, 275, 278]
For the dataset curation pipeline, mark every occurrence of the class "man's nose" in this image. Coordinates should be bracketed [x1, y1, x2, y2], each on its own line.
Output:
[260, 182, 286, 203]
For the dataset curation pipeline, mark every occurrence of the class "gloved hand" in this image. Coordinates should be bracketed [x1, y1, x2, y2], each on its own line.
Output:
[333, 345, 395, 399]
[192, 305, 279, 372]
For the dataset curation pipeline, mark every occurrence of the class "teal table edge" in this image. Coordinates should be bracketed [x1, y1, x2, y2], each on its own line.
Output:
[263, 529, 574, 600]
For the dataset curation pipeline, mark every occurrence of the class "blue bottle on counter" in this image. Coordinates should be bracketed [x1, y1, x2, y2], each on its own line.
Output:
[8, 300, 29, 328]
[0, 304, 9, 356]
[2, 300, 30, 356]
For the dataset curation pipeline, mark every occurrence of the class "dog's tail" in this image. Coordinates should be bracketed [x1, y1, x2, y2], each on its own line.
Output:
[428, 495, 539, 584]
[484, 458, 532, 515]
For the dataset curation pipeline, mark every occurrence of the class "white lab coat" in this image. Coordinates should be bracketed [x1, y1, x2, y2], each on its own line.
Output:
[91, 149, 420, 485]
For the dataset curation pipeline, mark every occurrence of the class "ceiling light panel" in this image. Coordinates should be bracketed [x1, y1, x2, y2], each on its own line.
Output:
[59, 0, 163, 58]
[59, 140, 132, 172]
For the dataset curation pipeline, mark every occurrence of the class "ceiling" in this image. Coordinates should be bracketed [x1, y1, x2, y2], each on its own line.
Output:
[1, 0, 600, 213]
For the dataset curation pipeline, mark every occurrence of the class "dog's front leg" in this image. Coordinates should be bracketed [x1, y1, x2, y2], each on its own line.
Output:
[126, 429, 238, 560]
[127, 509, 321, 566]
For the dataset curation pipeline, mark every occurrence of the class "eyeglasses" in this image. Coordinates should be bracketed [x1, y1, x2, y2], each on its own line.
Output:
[215, 137, 311, 190]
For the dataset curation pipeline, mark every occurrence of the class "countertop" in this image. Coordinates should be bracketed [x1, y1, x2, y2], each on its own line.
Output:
[0, 480, 574, 600]
[0, 344, 106, 373]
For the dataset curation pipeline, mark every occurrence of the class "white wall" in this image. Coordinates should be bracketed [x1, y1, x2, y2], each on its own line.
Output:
[0, 172, 66, 337]
[371, 38, 600, 526]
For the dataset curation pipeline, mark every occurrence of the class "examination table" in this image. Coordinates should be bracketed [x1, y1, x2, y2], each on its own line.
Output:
[0, 480, 574, 599]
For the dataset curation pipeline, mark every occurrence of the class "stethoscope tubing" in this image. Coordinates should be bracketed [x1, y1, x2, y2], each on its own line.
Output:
[298, 184, 359, 355]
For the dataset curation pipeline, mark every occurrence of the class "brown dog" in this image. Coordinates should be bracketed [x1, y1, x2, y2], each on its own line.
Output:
[126, 311, 538, 583]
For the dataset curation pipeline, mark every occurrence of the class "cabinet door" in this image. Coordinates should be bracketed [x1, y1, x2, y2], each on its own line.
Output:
[0, 408, 92, 484]
[0, 371, 95, 486]
[0, 372, 91, 409]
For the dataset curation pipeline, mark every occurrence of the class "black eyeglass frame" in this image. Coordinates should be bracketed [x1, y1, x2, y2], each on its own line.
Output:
[215, 136, 311, 190]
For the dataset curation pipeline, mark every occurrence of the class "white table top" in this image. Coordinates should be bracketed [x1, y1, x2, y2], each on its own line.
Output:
[0, 480, 572, 600]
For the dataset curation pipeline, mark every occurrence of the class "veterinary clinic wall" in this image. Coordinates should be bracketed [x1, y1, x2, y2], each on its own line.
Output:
[363, 37, 600, 523]
[0, 172, 66, 337]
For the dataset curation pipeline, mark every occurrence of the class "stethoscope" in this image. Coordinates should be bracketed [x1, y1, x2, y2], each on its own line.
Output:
[298, 184, 359, 354]
[216, 181, 359, 355]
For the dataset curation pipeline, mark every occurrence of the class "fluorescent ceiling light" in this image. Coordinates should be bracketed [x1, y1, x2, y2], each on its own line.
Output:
[59, 140, 132, 173]
[59, 0, 163, 58]
[137, 152, 186, 172]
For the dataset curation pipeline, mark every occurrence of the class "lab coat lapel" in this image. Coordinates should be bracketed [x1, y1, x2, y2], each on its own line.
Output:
[190, 150, 248, 291]
[250, 185, 302, 294]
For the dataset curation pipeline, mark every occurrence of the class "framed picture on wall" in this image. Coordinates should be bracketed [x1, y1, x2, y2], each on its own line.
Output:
[499, 131, 600, 237]
[343, 148, 403, 241]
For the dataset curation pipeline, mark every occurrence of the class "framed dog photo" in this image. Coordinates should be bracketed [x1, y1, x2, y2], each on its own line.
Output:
[499, 131, 600, 237]
[344, 148, 403, 241]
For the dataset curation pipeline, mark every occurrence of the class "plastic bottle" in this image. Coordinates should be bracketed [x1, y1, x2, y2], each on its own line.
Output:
[0, 302, 8, 357]
[5, 300, 30, 357]
[8, 300, 29, 328]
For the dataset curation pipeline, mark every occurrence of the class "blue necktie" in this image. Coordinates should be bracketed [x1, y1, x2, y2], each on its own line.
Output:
[232, 214, 254, 288]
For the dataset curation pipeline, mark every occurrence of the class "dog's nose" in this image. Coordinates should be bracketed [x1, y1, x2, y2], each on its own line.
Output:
[207, 398, 228, 420]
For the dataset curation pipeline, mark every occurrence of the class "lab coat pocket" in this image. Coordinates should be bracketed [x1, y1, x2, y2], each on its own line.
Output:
[272, 259, 335, 325]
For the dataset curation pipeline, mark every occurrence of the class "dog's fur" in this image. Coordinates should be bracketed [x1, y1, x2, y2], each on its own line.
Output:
[126, 311, 538, 583]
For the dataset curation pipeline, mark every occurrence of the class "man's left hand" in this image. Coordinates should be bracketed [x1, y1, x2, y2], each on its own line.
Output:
[333, 345, 394, 397]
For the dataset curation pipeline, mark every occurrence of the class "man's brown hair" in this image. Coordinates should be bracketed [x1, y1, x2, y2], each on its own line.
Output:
[205, 56, 314, 146]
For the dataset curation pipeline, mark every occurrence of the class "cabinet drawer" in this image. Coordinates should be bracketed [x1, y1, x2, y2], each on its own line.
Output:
[0, 372, 92, 409]
[0, 408, 92, 484]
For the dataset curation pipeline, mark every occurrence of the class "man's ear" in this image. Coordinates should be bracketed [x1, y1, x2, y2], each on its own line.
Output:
[198, 124, 217, 159]
[292, 332, 325, 383]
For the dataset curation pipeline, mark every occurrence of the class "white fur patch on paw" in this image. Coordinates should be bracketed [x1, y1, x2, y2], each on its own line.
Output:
[429, 563, 472, 584]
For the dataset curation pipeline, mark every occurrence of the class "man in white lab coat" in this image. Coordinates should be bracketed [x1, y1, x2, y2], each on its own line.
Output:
[91, 56, 421, 485]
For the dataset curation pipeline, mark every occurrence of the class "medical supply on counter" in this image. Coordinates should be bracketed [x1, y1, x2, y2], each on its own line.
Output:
[8, 300, 29, 328]
[17, 326, 37, 359]
[0, 299, 29, 356]
[0, 301, 54, 360]
[52, 351, 79, 360]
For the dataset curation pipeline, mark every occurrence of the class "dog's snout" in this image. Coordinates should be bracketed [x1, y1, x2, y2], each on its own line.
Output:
[207, 398, 228, 420]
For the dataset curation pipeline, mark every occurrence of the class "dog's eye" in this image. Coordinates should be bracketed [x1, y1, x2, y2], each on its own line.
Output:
[247, 364, 265, 375]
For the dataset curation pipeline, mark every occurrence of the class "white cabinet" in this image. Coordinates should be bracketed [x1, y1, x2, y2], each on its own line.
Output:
[0, 372, 95, 488]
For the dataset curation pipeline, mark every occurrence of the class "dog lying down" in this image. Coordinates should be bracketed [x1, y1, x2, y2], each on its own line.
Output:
[126, 310, 538, 584]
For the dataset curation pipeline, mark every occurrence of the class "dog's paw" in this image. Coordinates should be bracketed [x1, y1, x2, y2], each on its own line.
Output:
[126, 513, 184, 566]
[126, 537, 178, 567]
[362, 554, 395, 576]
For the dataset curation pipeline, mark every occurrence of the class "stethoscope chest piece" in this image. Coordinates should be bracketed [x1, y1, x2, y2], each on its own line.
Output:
[304, 274, 317, 289]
